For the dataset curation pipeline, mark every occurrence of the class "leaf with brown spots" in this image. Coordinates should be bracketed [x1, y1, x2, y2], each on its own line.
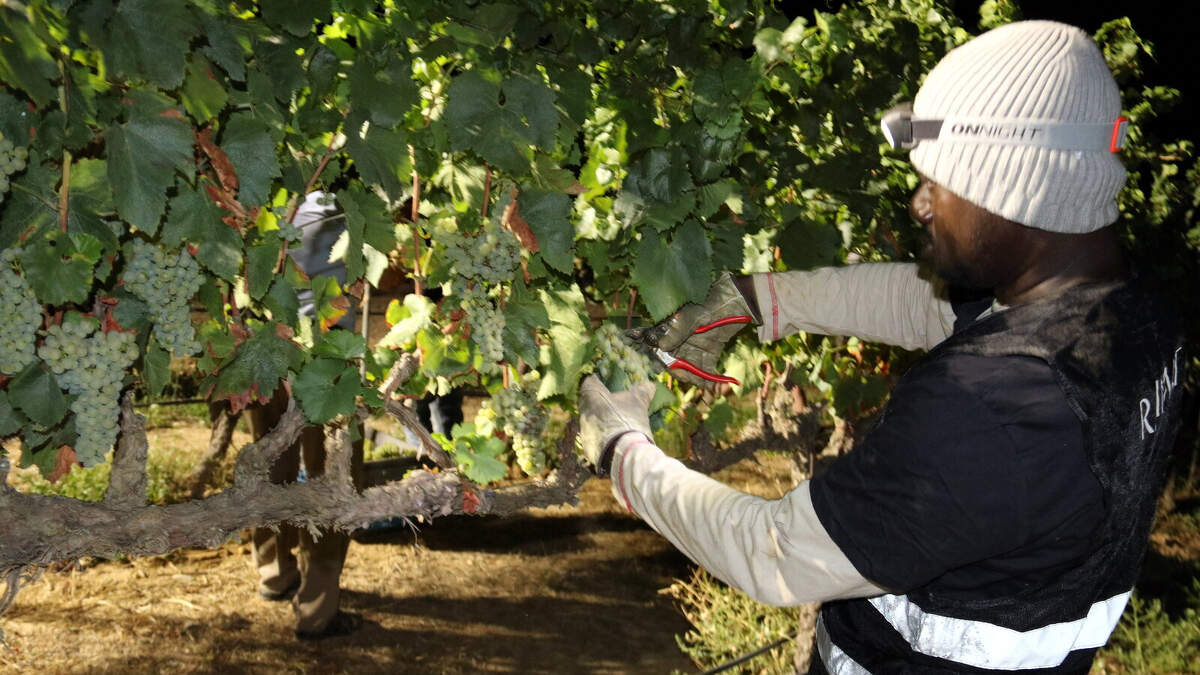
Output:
[196, 128, 239, 194]
[502, 193, 540, 252]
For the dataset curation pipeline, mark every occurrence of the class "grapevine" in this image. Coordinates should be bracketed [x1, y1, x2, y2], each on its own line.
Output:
[121, 240, 205, 356]
[37, 315, 139, 466]
[593, 323, 655, 392]
[0, 250, 41, 376]
[0, 132, 29, 204]
[476, 372, 550, 476]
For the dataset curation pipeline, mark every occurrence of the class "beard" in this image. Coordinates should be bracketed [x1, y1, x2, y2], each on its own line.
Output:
[920, 231, 989, 290]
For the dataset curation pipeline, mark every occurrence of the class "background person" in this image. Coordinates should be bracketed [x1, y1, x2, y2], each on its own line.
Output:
[249, 191, 364, 640]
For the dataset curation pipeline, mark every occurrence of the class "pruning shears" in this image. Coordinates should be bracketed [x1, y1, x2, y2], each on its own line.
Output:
[648, 315, 754, 385]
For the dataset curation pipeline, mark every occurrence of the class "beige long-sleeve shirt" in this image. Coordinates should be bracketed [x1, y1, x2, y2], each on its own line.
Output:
[610, 263, 956, 605]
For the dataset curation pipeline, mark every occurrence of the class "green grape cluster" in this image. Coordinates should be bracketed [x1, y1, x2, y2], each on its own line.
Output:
[0, 132, 29, 202]
[0, 250, 41, 375]
[457, 282, 504, 374]
[437, 219, 522, 285]
[476, 372, 549, 476]
[38, 319, 139, 466]
[593, 323, 654, 391]
[121, 240, 204, 356]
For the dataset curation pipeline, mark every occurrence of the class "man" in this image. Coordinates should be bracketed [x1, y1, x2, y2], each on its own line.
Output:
[579, 20, 1184, 673]
[249, 191, 364, 640]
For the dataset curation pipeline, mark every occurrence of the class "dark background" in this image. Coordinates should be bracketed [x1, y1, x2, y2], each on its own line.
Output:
[779, 0, 1196, 142]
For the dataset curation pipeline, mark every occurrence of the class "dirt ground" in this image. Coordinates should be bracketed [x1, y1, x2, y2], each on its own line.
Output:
[0, 419, 807, 675]
[3, 413, 1195, 675]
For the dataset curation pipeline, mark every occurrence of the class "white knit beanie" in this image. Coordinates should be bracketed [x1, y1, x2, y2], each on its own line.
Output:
[910, 20, 1127, 233]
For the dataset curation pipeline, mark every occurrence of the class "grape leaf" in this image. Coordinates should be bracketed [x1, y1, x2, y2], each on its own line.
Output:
[0, 10, 59, 108]
[0, 91, 33, 146]
[142, 337, 171, 399]
[292, 357, 361, 424]
[349, 54, 418, 128]
[212, 324, 304, 405]
[504, 73, 558, 149]
[245, 238, 282, 301]
[310, 275, 350, 331]
[0, 390, 27, 437]
[502, 279, 549, 366]
[345, 120, 410, 199]
[338, 185, 397, 282]
[313, 330, 367, 360]
[9, 364, 68, 429]
[20, 230, 100, 306]
[623, 147, 694, 205]
[518, 189, 573, 274]
[778, 217, 842, 271]
[201, 13, 247, 81]
[633, 220, 713, 321]
[447, 423, 507, 484]
[378, 294, 435, 349]
[107, 116, 194, 234]
[162, 184, 245, 280]
[445, 70, 536, 175]
[260, 0, 330, 37]
[220, 113, 282, 209]
[264, 277, 301, 327]
[101, 0, 197, 89]
[182, 57, 229, 123]
[536, 284, 590, 401]
[0, 160, 61, 249]
[416, 327, 472, 379]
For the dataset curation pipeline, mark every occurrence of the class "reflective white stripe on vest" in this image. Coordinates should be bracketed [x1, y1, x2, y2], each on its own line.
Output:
[816, 614, 871, 675]
[866, 591, 1132, 670]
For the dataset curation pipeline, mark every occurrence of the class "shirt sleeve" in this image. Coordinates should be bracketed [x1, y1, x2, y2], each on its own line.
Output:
[808, 356, 1032, 592]
[608, 433, 885, 606]
[751, 263, 956, 350]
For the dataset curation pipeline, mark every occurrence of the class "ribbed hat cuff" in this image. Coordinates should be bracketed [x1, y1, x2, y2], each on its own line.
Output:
[911, 141, 1125, 233]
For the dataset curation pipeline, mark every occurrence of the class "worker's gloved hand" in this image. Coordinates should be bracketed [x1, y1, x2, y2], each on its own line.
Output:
[578, 375, 655, 475]
[627, 273, 759, 388]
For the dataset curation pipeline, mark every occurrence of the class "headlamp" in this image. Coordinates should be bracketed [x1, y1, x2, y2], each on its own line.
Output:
[880, 103, 1129, 153]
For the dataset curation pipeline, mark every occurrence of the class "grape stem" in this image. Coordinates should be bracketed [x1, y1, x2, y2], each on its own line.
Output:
[409, 145, 423, 296]
[58, 151, 71, 232]
[286, 130, 342, 224]
[482, 164, 492, 218]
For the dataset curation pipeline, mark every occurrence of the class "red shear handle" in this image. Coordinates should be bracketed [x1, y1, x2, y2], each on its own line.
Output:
[693, 315, 754, 334]
[669, 358, 740, 385]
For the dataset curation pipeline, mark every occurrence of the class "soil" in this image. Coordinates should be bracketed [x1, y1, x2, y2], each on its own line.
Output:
[0, 419, 807, 675]
[2, 418, 1196, 675]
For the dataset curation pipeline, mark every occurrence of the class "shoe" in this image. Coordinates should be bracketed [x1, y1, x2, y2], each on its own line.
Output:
[295, 610, 363, 641]
[258, 577, 301, 602]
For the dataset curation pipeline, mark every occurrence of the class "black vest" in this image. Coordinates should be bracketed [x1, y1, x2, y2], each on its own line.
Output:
[820, 280, 1184, 673]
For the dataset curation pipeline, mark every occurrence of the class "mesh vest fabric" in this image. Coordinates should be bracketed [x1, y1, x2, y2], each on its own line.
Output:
[819, 279, 1183, 672]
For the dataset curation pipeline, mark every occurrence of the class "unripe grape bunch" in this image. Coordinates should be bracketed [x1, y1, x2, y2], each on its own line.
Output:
[476, 372, 550, 476]
[0, 249, 41, 375]
[456, 282, 505, 374]
[38, 316, 139, 466]
[0, 132, 29, 204]
[593, 323, 654, 391]
[437, 219, 523, 285]
[121, 240, 205, 356]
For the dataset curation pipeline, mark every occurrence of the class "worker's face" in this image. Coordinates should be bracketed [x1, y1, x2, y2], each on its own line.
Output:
[910, 175, 1020, 290]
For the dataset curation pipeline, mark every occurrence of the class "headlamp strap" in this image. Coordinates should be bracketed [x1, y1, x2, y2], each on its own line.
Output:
[917, 116, 1129, 153]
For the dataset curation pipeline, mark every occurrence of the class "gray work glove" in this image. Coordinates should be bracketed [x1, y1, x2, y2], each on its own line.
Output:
[578, 375, 655, 475]
[628, 272, 759, 388]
